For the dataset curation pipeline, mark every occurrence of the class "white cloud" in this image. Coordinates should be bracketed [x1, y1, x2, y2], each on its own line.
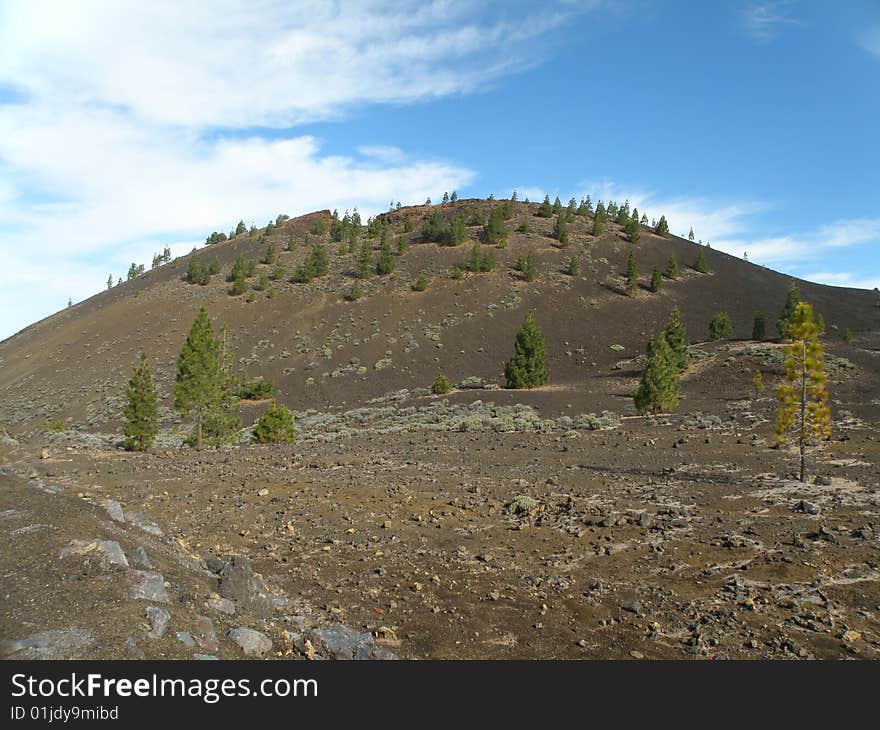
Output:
[0, 1, 591, 339]
[802, 271, 880, 291]
[858, 25, 880, 57]
[576, 179, 764, 246]
[741, 1, 802, 43]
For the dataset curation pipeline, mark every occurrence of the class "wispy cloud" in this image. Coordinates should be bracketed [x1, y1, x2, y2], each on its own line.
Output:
[741, 1, 802, 43]
[858, 25, 880, 58]
[0, 1, 591, 339]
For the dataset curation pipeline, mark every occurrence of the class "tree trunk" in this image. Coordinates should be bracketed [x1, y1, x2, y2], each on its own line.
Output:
[799, 339, 807, 482]
[197, 417, 203, 451]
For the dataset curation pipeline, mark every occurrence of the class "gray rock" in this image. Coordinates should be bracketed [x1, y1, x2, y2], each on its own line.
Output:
[125, 637, 145, 659]
[304, 625, 397, 660]
[193, 653, 218, 660]
[104, 499, 125, 522]
[206, 597, 236, 615]
[176, 631, 195, 648]
[229, 627, 273, 657]
[130, 545, 153, 569]
[192, 616, 219, 652]
[0, 627, 95, 659]
[130, 570, 168, 602]
[126, 509, 163, 536]
[797, 500, 821, 515]
[219, 556, 275, 618]
[60, 539, 128, 569]
[146, 606, 170, 639]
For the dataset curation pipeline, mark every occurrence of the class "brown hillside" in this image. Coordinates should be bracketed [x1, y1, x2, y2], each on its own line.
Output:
[1, 199, 878, 433]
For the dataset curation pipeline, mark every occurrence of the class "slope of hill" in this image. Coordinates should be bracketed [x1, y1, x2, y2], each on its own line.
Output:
[1, 199, 878, 437]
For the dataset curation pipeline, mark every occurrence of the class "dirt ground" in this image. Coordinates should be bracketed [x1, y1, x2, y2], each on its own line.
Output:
[2, 409, 878, 660]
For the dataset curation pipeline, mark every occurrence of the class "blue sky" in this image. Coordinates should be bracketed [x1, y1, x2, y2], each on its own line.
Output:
[1, 0, 879, 340]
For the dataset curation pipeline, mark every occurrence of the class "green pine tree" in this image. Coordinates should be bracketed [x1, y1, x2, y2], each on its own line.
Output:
[504, 312, 549, 388]
[664, 253, 679, 279]
[650, 266, 662, 293]
[536, 195, 554, 218]
[123, 353, 158, 451]
[252, 402, 297, 444]
[663, 307, 688, 371]
[484, 205, 508, 246]
[357, 240, 373, 279]
[709, 312, 733, 340]
[776, 282, 801, 339]
[625, 250, 638, 294]
[655, 215, 670, 235]
[375, 238, 395, 275]
[694, 247, 710, 273]
[174, 308, 239, 450]
[752, 310, 766, 340]
[634, 334, 680, 414]
[553, 212, 569, 247]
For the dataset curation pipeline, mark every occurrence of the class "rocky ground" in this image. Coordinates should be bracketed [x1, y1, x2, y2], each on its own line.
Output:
[2, 401, 878, 660]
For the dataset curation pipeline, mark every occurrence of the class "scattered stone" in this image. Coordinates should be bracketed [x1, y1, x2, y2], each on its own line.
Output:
[193, 653, 218, 660]
[130, 570, 169, 602]
[146, 606, 170, 639]
[60, 539, 128, 569]
[130, 545, 153, 569]
[797, 500, 821, 515]
[304, 625, 397, 660]
[219, 555, 275, 618]
[103, 499, 125, 522]
[176, 631, 196, 648]
[125, 637, 145, 659]
[206, 597, 236, 615]
[229, 627, 273, 657]
[192, 616, 219, 652]
[0, 627, 95, 660]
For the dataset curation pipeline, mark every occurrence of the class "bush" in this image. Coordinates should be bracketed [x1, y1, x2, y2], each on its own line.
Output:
[412, 272, 429, 291]
[346, 282, 362, 301]
[235, 377, 278, 400]
[421, 211, 467, 245]
[515, 250, 537, 281]
[515, 221, 532, 234]
[483, 206, 508, 246]
[432, 374, 453, 395]
[564, 257, 579, 276]
[252, 403, 297, 444]
[709, 312, 733, 340]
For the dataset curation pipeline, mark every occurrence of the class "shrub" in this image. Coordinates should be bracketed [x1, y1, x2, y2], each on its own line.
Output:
[843, 327, 853, 343]
[709, 312, 733, 340]
[346, 282, 362, 301]
[515, 249, 537, 281]
[235, 376, 278, 400]
[504, 312, 548, 388]
[412, 272, 429, 291]
[564, 257, 579, 276]
[650, 266, 662, 293]
[252, 403, 297, 444]
[432, 374, 453, 395]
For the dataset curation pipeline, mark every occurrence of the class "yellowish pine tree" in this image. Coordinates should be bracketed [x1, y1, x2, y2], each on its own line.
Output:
[752, 370, 764, 400]
[774, 302, 831, 482]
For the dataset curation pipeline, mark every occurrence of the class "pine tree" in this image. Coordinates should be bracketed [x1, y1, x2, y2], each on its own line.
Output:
[663, 307, 688, 371]
[396, 235, 408, 256]
[174, 308, 239, 450]
[752, 370, 764, 399]
[123, 353, 158, 451]
[634, 334, 680, 414]
[553, 212, 569, 247]
[564, 257, 579, 276]
[694, 247, 710, 273]
[655, 215, 670, 235]
[107, 274, 113, 290]
[752, 310, 766, 340]
[450, 191, 458, 203]
[688, 227, 695, 241]
[504, 312, 548, 389]
[776, 282, 801, 339]
[624, 216, 641, 244]
[516, 249, 538, 282]
[664, 253, 679, 279]
[650, 266, 662, 293]
[709, 312, 733, 340]
[536, 195, 554, 218]
[484, 206, 508, 246]
[356, 240, 373, 279]
[843, 327, 853, 343]
[774, 302, 832, 482]
[252, 402, 297, 443]
[625, 251, 638, 294]
[592, 201, 607, 236]
[375, 238, 395, 275]
[346, 281, 362, 301]
[262, 242, 277, 265]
